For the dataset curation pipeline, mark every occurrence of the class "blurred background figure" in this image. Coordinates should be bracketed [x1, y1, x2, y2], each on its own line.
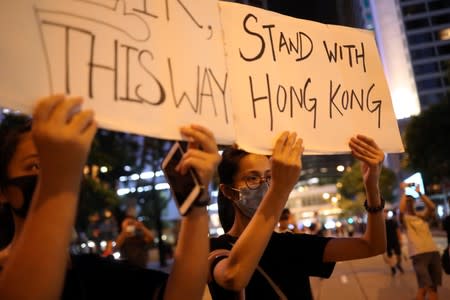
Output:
[443, 210, 450, 247]
[400, 183, 442, 300]
[277, 208, 299, 233]
[383, 209, 404, 276]
[115, 215, 154, 268]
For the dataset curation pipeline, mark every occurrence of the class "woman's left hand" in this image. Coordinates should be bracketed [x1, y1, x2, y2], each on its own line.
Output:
[349, 134, 384, 190]
[177, 124, 221, 188]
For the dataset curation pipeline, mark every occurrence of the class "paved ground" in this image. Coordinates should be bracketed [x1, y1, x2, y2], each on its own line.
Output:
[310, 235, 450, 300]
[149, 233, 450, 299]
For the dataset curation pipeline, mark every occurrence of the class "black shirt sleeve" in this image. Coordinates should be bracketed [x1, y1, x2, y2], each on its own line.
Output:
[269, 232, 335, 278]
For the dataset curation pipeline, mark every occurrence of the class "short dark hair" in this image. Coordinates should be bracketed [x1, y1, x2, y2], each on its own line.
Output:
[0, 113, 32, 188]
[0, 113, 31, 248]
[217, 147, 249, 232]
[280, 208, 291, 221]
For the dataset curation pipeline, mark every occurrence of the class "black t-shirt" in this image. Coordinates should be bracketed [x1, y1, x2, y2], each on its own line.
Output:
[209, 232, 335, 300]
[62, 254, 168, 300]
[443, 215, 450, 245]
[385, 219, 399, 247]
[120, 233, 151, 268]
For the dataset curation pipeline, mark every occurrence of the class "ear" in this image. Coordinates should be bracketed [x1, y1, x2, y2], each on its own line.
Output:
[219, 184, 236, 201]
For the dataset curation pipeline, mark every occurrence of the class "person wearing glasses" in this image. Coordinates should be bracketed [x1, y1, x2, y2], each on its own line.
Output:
[208, 133, 386, 300]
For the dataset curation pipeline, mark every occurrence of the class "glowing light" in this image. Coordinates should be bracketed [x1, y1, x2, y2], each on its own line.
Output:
[392, 87, 420, 119]
[322, 193, 330, 200]
[87, 241, 96, 248]
[140, 171, 154, 179]
[155, 183, 170, 190]
[308, 177, 319, 185]
[324, 220, 336, 229]
[113, 252, 121, 259]
[336, 165, 345, 172]
[437, 205, 444, 218]
[100, 166, 108, 173]
[331, 197, 338, 203]
[303, 220, 312, 227]
[117, 188, 130, 196]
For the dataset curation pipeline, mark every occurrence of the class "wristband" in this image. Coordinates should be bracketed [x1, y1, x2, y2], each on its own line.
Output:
[193, 189, 210, 207]
[364, 197, 385, 214]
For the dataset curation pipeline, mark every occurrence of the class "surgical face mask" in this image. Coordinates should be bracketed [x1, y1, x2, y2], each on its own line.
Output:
[231, 182, 269, 219]
[5, 175, 38, 218]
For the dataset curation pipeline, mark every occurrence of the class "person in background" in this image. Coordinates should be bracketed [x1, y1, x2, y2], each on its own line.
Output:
[276, 208, 299, 233]
[0, 95, 219, 300]
[383, 209, 404, 276]
[399, 183, 442, 300]
[443, 209, 450, 246]
[115, 216, 154, 268]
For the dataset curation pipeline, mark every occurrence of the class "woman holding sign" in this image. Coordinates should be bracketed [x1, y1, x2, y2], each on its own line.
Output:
[0, 95, 219, 300]
[207, 132, 386, 299]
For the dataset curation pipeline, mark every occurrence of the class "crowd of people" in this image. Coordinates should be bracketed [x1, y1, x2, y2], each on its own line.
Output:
[0, 95, 447, 299]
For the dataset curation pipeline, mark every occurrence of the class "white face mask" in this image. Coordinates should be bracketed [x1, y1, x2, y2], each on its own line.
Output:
[231, 182, 269, 218]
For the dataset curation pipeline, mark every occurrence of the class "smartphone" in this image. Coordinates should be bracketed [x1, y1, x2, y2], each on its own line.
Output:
[161, 142, 203, 215]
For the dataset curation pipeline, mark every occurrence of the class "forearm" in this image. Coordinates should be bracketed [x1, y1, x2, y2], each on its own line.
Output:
[164, 207, 209, 300]
[419, 193, 435, 210]
[115, 231, 128, 249]
[0, 177, 80, 300]
[399, 188, 407, 213]
[362, 185, 386, 255]
[216, 188, 289, 290]
[141, 227, 154, 243]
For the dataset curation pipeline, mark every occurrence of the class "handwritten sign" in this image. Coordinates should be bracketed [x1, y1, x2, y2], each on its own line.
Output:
[219, 2, 403, 154]
[0, 1, 404, 154]
[0, 0, 234, 144]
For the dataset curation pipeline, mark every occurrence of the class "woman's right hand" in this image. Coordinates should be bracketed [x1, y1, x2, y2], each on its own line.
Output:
[270, 131, 304, 196]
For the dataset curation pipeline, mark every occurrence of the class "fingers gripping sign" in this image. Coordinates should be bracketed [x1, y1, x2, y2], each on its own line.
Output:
[349, 134, 384, 187]
[271, 131, 304, 193]
[32, 95, 97, 177]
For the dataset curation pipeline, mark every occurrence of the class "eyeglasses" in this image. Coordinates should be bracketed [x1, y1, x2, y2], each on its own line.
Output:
[243, 174, 271, 190]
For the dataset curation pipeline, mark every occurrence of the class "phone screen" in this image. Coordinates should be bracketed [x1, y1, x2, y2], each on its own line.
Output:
[162, 143, 200, 211]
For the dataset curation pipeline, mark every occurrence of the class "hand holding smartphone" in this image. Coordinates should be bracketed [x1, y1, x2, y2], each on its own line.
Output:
[161, 142, 204, 215]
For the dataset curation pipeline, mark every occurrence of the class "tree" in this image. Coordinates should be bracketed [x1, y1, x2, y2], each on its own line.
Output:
[83, 129, 173, 266]
[133, 136, 171, 267]
[338, 160, 397, 203]
[404, 98, 450, 185]
[76, 176, 121, 231]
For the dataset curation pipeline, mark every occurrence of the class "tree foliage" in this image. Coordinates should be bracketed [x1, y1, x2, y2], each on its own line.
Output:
[404, 98, 450, 184]
[338, 160, 397, 203]
[76, 177, 121, 231]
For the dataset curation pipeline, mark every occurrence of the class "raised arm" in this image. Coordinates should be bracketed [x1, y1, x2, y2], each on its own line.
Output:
[213, 132, 303, 291]
[399, 183, 409, 215]
[162, 125, 220, 300]
[416, 184, 435, 218]
[323, 135, 386, 262]
[0, 95, 97, 300]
